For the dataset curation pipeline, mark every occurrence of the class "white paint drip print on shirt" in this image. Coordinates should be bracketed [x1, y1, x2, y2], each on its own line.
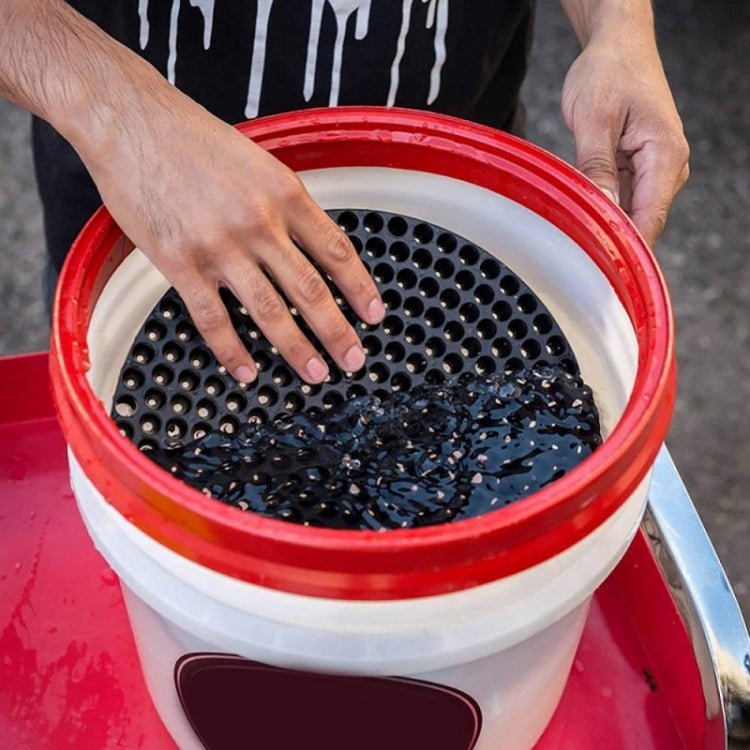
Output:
[137, 0, 450, 118]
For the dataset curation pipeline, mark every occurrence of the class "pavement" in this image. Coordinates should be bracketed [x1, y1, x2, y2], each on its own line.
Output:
[1, 0, 748, 733]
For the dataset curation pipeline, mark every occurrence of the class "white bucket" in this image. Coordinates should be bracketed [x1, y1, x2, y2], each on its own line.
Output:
[51, 108, 675, 750]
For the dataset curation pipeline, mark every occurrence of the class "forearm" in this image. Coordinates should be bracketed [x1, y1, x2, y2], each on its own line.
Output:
[0, 0, 179, 166]
[560, 0, 655, 48]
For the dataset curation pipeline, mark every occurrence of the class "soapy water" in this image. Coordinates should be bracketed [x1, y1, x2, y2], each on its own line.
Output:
[144, 365, 601, 531]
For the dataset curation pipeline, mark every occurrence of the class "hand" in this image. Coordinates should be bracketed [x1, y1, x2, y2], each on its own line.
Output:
[79, 75, 385, 385]
[560, 19, 689, 246]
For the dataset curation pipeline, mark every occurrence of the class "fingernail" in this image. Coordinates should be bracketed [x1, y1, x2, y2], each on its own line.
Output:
[367, 297, 386, 323]
[602, 188, 618, 204]
[343, 344, 366, 372]
[305, 356, 329, 383]
[235, 364, 256, 383]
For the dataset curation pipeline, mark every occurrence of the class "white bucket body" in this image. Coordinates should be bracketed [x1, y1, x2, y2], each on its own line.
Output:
[66, 165, 651, 749]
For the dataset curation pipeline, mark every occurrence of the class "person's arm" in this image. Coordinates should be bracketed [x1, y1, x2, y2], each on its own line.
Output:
[0, 0, 384, 384]
[559, 0, 690, 245]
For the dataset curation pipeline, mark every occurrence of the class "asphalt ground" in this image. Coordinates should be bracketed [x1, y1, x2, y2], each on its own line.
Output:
[1, 0, 748, 720]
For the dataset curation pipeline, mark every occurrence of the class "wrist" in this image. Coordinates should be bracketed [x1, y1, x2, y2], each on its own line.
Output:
[561, 0, 655, 49]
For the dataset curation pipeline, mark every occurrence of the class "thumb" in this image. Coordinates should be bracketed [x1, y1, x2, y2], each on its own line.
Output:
[573, 124, 620, 204]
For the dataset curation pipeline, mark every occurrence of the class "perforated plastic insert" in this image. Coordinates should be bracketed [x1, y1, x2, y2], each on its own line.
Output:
[112, 209, 580, 452]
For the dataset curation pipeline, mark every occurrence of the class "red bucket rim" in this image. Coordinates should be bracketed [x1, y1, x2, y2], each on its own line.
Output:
[50, 106, 676, 600]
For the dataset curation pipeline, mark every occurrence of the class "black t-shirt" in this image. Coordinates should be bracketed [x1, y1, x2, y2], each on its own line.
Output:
[33, 0, 534, 282]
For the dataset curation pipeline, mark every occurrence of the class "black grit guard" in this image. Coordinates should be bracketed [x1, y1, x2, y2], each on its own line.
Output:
[110, 210, 602, 530]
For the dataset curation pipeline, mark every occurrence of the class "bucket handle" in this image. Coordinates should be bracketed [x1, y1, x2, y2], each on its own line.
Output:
[644, 447, 750, 746]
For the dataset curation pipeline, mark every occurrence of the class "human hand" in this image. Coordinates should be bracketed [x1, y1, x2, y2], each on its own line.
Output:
[560, 9, 689, 246]
[78, 75, 384, 386]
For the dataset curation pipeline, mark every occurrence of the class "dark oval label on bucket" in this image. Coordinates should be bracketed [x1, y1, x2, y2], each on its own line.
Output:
[175, 653, 482, 750]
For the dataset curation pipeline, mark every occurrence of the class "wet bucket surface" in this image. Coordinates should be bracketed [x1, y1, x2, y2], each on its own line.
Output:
[50, 107, 675, 750]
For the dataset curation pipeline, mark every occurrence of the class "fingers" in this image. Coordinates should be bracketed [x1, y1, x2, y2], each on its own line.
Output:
[628, 137, 690, 246]
[573, 112, 622, 204]
[176, 279, 259, 384]
[290, 197, 386, 327]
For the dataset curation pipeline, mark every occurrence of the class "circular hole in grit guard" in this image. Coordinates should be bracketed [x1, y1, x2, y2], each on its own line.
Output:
[152, 365, 174, 387]
[507, 319, 528, 340]
[476, 356, 497, 375]
[474, 284, 494, 306]
[412, 247, 432, 270]
[383, 314, 404, 336]
[368, 362, 390, 384]
[204, 375, 225, 397]
[533, 313, 553, 335]
[521, 339, 542, 361]
[159, 297, 182, 320]
[117, 421, 133, 440]
[517, 293, 538, 315]
[424, 307, 445, 328]
[132, 343, 154, 365]
[362, 335, 382, 357]
[384, 341, 406, 362]
[391, 372, 412, 391]
[226, 391, 249, 412]
[442, 353, 464, 375]
[282, 393, 304, 413]
[347, 383, 367, 399]
[323, 391, 345, 409]
[145, 320, 167, 343]
[170, 393, 192, 415]
[374, 262, 395, 284]
[139, 414, 162, 436]
[272, 365, 293, 387]
[219, 416, 239, 435]
[477, 319, 497, 340]
[178, 370, 200, 392]
[122, 368, 144, 390]
[546, 335, 566, 357]
[192, 421, 212, 439]
[195, 399, 217, 420]
[492, 338, 513, 358]
[455, 270, 475, 291]
[382, 289, 403, 311]
[397, 268, 418, 290]
[459, 302, 479, 324]
[176, 321, 196, 343]
[444, 321, 464, 341]
[461, 338, 481, 358]
[459, 244, 480, 266]
[424, 336, 446, 358]
[163, 342, 185, 365]
[406, 352, 428, 374]
[492, 300, 513, 321]
[480, 258, 501, 280]
[336, 210, 359, 233]
[144, 388, 166, 410]
[405, 323, 426, 345]
[435, 258, 455, 279]
[389, 241, 409, 263]
[387, 215, 408, 237]
[439, 288, 460, 309]
[188, 346, 211, 370]
[403, 296, 425, 318]
[499, 274, 521, 296]
[419, 277, 439, 298]
[363, 211, 384, 233]
[366, 236, 386, 258]
[437, 232, 457, 254]
[413, 223, 434, 244]
[165, 418, 187, 441]
[114, 395, 137, 418]
[247, 408, 268, 426]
